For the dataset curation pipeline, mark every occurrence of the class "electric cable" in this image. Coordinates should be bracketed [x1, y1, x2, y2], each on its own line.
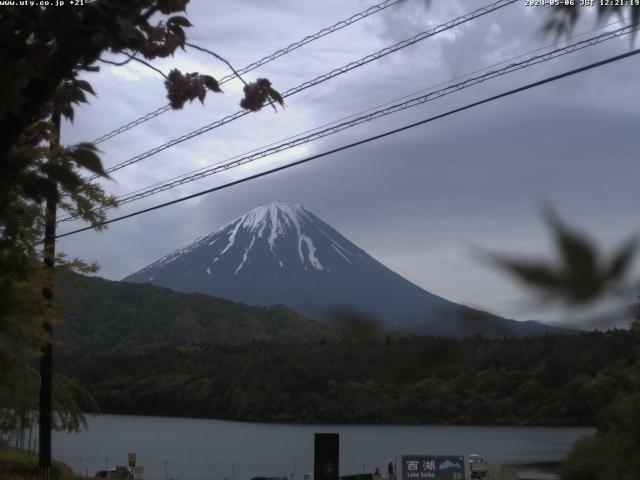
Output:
[91, 0, 517, 179]
[58, 23, 636, 223]
[89, 0, 405, 146]
[56, 48, 640, 239]
[116, 16, 630, 200]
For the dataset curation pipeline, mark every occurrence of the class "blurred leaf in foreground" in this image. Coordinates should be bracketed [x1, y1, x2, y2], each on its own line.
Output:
[486, 208, 637, 306]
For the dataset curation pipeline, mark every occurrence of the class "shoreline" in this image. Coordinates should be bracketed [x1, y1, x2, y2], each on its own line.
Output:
[79, 411, 597, 428]
[500, 463, 561, 480]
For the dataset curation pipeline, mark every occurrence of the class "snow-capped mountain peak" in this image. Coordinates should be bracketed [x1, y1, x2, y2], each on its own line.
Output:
[232, 201, 315, 259]
[134, 201, 367, 279]
[124, 201, 560, 337]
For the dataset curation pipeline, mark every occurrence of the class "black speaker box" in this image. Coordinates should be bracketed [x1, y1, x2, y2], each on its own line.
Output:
[314, 433, 339, 480]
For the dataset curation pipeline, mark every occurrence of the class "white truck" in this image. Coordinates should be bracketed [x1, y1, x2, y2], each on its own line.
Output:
[468, 454, 488, 479]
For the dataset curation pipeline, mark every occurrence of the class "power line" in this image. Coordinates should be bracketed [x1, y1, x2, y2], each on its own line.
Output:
[56, 48, 640, 239]
[89, 0, 404, 146]
[58, 23, 636, 224]
[91, 0, 517, 179]
[112, 25, 638, 200]
[113, 17, 630, 199]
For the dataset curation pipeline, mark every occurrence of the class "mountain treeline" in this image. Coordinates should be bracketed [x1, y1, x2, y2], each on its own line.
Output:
[57, 330, 635, 425]
[58, 276, 336, 351]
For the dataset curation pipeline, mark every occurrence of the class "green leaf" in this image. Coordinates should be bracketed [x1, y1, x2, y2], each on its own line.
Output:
[54, 83, 88, 106]
[74, 142, 98, 151]
[545, 210, 597, 279]
[61, 104, 74, 122]
[74, 80, 96, 96]
[201, 75, 221, 93]
[0, 77, 24, 116]
[68, 147, 108, 178]
[40, 163, 83, 192]
[606, 238, 637, 281]
[115, 15, 138, 42]
[168, 16, 192, 27]
[19, 172, 58, 203]
[489, 255, 561, 290]
[488, 209, 634, 305]
[169, 25, 186, 43]
[91, 32, 109, 49]
[267, 87, 284, 106]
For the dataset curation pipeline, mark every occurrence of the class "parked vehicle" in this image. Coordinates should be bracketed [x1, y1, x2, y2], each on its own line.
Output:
[340, 474, 373, 480]
[468, 454, 487, 479]
[94, 466, 132, 479]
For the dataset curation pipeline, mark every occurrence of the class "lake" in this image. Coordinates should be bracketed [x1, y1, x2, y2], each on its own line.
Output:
[52, 414, 592, 480]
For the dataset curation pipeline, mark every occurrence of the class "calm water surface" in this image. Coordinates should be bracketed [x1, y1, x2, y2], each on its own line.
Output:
[52, 414, 592, 480]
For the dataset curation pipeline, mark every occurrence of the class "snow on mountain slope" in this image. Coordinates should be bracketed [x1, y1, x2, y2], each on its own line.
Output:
[123, 201, 561, 337]
[133, 201, 370, 277]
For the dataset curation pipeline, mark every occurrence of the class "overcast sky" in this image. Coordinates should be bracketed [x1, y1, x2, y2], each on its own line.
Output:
[58, 0, 640, 323]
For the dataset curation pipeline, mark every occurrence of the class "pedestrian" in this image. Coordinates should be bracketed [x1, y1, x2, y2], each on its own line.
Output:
[373, 466, 382, 480]
[388, 462, 395, 480]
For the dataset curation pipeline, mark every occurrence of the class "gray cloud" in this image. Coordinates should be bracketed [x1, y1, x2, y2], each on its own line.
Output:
[57, 0, 640, 323]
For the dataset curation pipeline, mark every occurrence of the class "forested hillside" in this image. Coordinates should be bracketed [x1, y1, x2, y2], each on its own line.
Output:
[58, 276, 336, 350]
[58, 330, 635, 425]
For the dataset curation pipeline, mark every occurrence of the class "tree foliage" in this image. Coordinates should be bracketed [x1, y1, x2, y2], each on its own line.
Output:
[497, 4, 640, 473]
[489, 216, 640, 478]
[0, 362, 99, 447]
[560, 318, 640, 480]
[0, 438, 80, 480]
[56, 330, 636, 425]
[0, 0, 281, 441]
[56, 275, 337, 350]
[544, 4, 640, 40]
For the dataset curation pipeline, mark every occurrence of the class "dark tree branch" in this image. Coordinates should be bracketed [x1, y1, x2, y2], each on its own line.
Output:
[98, 53, 138, 67]
[186, 42, 249, 87]
[130, 56, 168, 79]
[0, 2, 164, 168]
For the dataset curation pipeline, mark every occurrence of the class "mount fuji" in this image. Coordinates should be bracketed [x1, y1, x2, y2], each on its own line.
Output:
[123, 201, 558, 337]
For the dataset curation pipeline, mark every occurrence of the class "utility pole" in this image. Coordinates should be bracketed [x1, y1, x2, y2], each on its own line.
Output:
[39, 109, 60, 480]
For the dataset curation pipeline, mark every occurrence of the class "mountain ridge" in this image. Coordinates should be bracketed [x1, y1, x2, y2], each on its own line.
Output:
[58, 275, 336, 352]
[124, 201, 564, 337]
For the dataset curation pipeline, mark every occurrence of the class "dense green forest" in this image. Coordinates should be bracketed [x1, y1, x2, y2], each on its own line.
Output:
[57, 330, 635, 425]
[58, 276, 336, 350]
